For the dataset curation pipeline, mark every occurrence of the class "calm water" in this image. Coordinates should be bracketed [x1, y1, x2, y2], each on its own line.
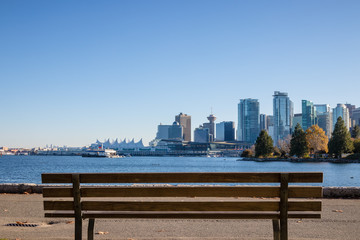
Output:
[0, 155, 359, 186]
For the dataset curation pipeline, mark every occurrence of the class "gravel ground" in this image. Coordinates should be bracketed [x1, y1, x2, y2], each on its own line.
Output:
[0, 194, 359, 240]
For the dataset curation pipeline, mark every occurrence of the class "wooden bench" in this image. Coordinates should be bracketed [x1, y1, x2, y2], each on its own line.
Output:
[42, 172, 323, 240]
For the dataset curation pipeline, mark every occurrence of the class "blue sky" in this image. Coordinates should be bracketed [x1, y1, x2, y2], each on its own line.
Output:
[1, 0, 359, 148]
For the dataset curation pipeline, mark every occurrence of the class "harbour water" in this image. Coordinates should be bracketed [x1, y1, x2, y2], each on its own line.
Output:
[0, 155, 359, 186]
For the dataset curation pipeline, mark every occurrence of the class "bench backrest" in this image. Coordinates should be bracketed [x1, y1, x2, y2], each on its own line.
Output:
[42, 172, 322, 215]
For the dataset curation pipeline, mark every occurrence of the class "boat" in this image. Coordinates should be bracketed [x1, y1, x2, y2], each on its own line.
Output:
[82, 149, 124, 158]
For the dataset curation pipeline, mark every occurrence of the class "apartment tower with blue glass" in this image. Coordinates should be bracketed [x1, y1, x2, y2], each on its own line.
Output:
[314, 104, 332, 138]
[237, 98, 260, 144]
[302, 100, 317, 131]
[333, 104, 350, 130]
[273, 91, 293, 144]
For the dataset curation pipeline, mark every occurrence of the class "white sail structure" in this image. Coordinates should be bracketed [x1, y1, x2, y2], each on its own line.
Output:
[91, 138, 145, 150]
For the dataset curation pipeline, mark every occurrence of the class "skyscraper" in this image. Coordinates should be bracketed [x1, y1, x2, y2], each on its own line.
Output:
[216, 121, 235, 141]
[302, 100, 316, 131]
[203, 114, 216, 142]
[156, 124, 171, 140]
[333, 104, 350, 130]
[345, 104, 356, 128]
[175, 113, 191, 141]
[237, 99, 260, 143]
[273, 91, 293, 144]
[260, 114, 267, 131]
[292, 113, 302, 131]
[156, 122, 183, 140]
[266, 115, 274, 140]
[168, 122, 183, 140]
[352, 108, 360, 127]
[194, 126, 210, 143]
[314, 104, 332, 138]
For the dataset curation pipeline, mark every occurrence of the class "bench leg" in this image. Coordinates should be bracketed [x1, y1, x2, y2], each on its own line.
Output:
[272, 219, 280, 240]
[280, 218, 288, 240]
[75, 217, 82, 240]
[88, 218, 95, 240]
[280, 219, 288, 240]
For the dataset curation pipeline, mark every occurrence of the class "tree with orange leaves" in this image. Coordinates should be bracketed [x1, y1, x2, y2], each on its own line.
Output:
[305, 125, 328, 156]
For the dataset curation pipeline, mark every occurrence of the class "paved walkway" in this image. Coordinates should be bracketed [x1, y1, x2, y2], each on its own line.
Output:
[0, 194, 359, 240]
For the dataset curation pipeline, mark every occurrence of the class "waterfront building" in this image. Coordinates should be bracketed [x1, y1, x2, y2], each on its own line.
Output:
[260, 114, 267, 131]
[91, 138, 145, 150]
[315, 104, 331, 113]
[216, 121, 235, 141]
[237, 98, 260, 143]
[175, 113, 191, 141]
[156, 124, 171, 140]
[345, 104, 356, 128]
[194, 126, 210, 143]
[314, 104, 332, 138]
[168, 122, 183, 140]
[292, 113, 302, 131]
[273, 91, 293, 144]
[351, 107, 360, 127]
[333, 104, 350, 130]
[156, 122, 183, 141]
[266, 115, 274, 140]
[203, 114, 216, 142]
[302, 100, 316, 131]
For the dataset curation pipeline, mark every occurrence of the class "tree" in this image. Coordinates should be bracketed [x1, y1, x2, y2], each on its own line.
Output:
[328, 117, 354, 158]
[305, 125, 328, 157]
[255, 130, 274, 158]
[273, 146, 281, 157]
[353, 139, 360, 153]
[351, 125, 360, 139]
[241, 149, 254, 158]
[277, 134, 291, 158]
[290, 123, 309, 158]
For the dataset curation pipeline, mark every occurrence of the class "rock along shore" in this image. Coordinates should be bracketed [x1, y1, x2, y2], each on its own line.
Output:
[0, 183, 359, 198]
[240, 157, 360, 163]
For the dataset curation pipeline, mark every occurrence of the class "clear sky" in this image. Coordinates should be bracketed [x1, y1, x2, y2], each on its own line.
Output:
[1, 0, 359, 148]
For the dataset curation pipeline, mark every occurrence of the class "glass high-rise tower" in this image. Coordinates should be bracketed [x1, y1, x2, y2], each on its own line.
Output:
[302, 100, 316, 131]
[333, 104, 350, 130]
[237, 99, 260, 143]
[314, 104, 332, 138]
[175, 113, 191, 141]
[273, 91, 293, 144]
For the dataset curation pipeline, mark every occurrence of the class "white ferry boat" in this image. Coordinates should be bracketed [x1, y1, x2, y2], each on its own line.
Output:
[82, 149, 122, 158]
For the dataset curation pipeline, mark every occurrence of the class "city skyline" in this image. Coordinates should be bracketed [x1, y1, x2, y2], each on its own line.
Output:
[1, 1, 360, 148]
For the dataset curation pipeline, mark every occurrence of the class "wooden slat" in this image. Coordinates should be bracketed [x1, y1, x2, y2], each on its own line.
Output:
[45, 211, 75, 218]
[289, 201, 322, 211]
[42, 173, 73, 183]
[81, 211, 321, 219]
[81, 201, 279, 211]
[82, 201, 321, 212]
[41, 172, 323, 184]
[289, 172, 323, 183]
[44, 211, 321, 219]
[44, 200, 321, 211]
[82, 186, 322, 198]
[43, 187, 73, 198]
[44, 201, 74, 210]
[42, 186, 322, 198]
[79, 172, 323, 183]
[289, 186, 322, 198]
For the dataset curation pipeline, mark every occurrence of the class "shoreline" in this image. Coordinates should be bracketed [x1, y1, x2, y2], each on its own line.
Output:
[1, 183, 359, 198]
[240, 157, 360, 163]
